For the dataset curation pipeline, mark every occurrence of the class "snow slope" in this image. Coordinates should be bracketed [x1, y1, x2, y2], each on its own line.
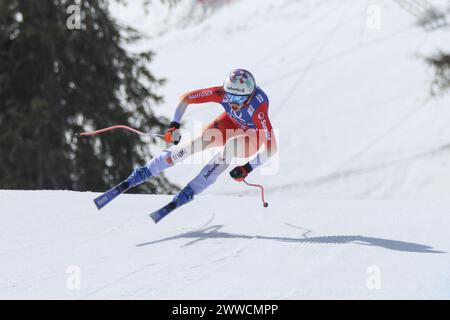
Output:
[1, 190, 449, 299]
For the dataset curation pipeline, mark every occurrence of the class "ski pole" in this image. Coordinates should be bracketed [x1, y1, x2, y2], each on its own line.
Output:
[75, 125, 164, 139]
[243, 179, 269, 208]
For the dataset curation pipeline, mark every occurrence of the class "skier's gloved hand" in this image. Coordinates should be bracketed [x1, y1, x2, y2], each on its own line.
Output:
[164, 121, 181, 145]
[229, 163, 253, 182]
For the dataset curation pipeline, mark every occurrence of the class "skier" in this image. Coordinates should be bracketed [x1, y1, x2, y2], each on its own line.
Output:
[94, 69, 278, 222]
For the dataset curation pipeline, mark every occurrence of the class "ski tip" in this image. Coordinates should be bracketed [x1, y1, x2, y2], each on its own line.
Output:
[93, 195, 108, 210]
[149, 212, 161, 224]
[149, 201, 177, 224]
[94, 200, 102, 210]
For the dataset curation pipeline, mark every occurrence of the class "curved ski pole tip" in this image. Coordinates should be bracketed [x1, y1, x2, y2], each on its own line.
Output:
[243, 179, 269, 208]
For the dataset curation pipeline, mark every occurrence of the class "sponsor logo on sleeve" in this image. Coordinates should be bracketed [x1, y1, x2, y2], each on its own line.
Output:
[258, 112, 271, 139]
[189, 90, 213, 100]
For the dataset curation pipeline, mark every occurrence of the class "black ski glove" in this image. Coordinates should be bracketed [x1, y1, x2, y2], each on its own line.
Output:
[229, 163, 253, 182]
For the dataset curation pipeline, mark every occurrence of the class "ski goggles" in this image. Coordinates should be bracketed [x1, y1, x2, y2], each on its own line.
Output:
[224, 92, 250, 105]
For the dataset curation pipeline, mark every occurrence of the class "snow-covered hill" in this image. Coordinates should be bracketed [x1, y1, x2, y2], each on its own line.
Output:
[1, 190, 449, 299]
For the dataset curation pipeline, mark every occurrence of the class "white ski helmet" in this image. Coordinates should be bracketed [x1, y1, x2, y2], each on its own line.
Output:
[223, 69, 256, 96]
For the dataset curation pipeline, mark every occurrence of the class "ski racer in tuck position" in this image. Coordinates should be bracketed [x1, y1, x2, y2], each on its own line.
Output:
[94, 69, 278, 222]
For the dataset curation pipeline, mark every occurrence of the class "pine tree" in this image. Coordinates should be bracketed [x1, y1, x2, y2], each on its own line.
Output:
[426, 52, 450, 96]
[0, 0, 178, 194]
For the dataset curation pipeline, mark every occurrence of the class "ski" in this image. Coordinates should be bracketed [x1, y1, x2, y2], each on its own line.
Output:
[149, 201, 178, 223]
[94, 181, 129, 210]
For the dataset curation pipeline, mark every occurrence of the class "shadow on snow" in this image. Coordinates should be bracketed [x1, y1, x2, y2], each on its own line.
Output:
[136, 225, 444, 253]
